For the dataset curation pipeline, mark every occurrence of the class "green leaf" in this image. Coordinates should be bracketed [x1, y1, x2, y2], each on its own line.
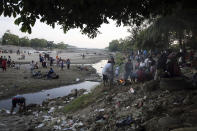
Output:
[30, 21, 35, 27]
[28, 28, 32, 34]
[20, 25, 27, 32]
[13, 12, 16, 17]
[14, 18, 21, 25]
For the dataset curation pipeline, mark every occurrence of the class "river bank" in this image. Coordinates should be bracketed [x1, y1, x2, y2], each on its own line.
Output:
[0, 64, 100, 100]
[0, 45, 109, 99]
[0, 79, 197, 131]
[0, 45, 109, 64]
[0, 59, 108, 101]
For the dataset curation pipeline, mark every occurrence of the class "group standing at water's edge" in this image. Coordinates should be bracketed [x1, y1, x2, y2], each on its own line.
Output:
[102, 49, 197, 86]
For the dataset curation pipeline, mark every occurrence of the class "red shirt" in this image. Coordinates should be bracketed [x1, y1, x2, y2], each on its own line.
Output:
[2, 60, 6, 67]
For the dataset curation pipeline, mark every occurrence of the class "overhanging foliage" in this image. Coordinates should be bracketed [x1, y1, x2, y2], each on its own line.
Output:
[1, 0, 196, 38]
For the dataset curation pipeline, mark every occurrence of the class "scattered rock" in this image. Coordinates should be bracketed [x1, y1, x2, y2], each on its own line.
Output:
[171, 127, 197, 131]
[158, 116, 181, 128]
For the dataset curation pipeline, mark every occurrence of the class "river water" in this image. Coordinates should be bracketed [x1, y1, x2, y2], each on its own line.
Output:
[0, 60, 107, 110]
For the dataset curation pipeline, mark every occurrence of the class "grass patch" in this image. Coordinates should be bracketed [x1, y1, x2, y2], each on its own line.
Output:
[62, 84, 104, 113]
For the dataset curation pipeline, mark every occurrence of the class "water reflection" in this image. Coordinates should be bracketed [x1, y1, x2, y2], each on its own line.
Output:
[0, 60, 107, 109]
[0, 81, 99, 110]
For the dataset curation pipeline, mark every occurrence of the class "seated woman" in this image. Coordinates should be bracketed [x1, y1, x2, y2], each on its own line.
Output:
[32, 70, 42, 78]
[47, 68, 54, 79]
[11, 61, 15, 67]
[34, 62, 39, 69]
[42, 60, 47, 68]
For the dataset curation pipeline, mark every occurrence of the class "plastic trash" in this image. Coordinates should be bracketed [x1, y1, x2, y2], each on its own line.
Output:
[57, 119, 61, 124]
[96, 119, 106, 124]
[126, 106, 130, 109]
[98, 109, 105, 112]
[48, 107, 55, 113]
[61, 120, 67, 126]
[73, 121, 84, 128]
[116, 116, 133, 127]
[33, 111, 39, 117]
[68, 120, 74, 126]
[58, 106, 64, 109]
[53, 125, 61, 130]
[5, 110, 10, 114]
[115, 101, 120, 109]
[129, 88, 135, 93]
[43, 115, 51, 121]
[70, 97, 74, 100]
[143, 96, 147, 100]
[95, 115, 106, 121]
[63, 127, 72, 130]
[35, 123, 45, 128]
[76, 78, 80, 82]
[83, 92, 89, 95]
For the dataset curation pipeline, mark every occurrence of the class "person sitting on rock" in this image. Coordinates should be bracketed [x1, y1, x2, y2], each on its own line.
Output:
[42, 60, 47, 68]
[47, 68, 54, 79]
[32, 70, 42, 78]
[34, 62, 39, 69]
[11, 61, 15, 68]
[10, 95, 26, 114]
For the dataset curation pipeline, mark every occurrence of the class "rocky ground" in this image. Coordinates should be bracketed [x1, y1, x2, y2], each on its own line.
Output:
[0, 78, 197, 131]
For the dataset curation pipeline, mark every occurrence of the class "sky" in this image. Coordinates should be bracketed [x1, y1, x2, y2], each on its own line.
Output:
[0, 16, 130, 49]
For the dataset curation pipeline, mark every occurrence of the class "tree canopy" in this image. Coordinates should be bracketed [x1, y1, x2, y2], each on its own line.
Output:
[108, 9, 197, 51]
[1, 0, 196, 38]
[133, 10, 197, 50]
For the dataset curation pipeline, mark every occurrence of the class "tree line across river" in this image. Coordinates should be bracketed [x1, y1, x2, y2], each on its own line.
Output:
[0, 30, 67, 49]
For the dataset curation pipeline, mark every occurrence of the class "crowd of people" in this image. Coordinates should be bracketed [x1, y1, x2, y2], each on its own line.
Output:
[102, 49, 197, 86]
[0, 55, 17, 71]
[29, 53, 72, 79]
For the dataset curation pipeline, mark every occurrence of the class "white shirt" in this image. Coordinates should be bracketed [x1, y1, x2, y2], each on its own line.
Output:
[139, 62, 146, 68]
[102, 63, 113, 75]
[115, 66, 119, 75]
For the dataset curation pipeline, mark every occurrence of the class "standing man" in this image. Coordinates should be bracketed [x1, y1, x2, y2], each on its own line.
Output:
[60, 60, 64, 70]
[124, 59, 133, 82]
[66, 59, 71, 69]
[110, 56, 115, 86]
[102, 60, 113, 87]
[50, 57, 53, 66]
[2, 58, 7, 71]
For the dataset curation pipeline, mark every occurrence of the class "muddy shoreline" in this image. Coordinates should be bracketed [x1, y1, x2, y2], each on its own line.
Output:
[0, 57, 105, 100]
